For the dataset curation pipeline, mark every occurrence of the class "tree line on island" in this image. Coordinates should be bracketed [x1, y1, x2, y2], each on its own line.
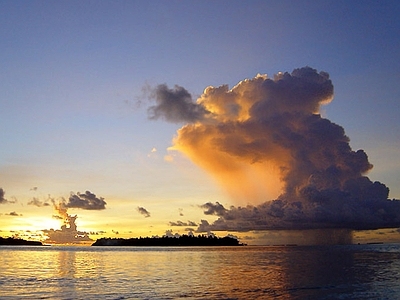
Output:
[0, 234, 243, 246]
[92, 234, 244, 246]
[0, 237, 42, 246]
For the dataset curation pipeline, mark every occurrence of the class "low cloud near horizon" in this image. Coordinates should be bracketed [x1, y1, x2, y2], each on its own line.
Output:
[44, 190, 106, 244]
[148, 66, 400, 233]
[169, 220, 197, 227]
[6, 211, 22, 217]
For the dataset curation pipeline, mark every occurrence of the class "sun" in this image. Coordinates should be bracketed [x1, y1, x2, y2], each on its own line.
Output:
[33, 216, 64, 231]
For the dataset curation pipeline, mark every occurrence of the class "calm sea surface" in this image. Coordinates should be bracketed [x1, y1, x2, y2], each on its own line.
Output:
[1, 244, 400, 299]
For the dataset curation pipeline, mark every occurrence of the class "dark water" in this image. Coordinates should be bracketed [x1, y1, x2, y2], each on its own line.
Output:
[1, 244, 400, 299]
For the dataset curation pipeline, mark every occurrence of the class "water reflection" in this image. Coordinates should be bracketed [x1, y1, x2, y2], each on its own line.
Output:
[168, 246, 400, 299]
[57, 249, 76, 278]
[56, 249, 77, 298]
[0, 245, 400, 299]
[271, 245, 400, 299]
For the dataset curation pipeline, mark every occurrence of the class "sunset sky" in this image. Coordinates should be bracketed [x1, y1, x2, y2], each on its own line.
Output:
[1, 1, 400, 245]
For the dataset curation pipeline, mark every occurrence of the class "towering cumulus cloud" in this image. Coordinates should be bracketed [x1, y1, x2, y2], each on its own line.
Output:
[149, 67, 400, 232]
[44, 191, 106, 244]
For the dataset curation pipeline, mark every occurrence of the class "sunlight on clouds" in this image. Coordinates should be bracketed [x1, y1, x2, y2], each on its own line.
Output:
[168, 68, 334, 206]
[173, 133, 283, 204]
[147, 67, 400, 236]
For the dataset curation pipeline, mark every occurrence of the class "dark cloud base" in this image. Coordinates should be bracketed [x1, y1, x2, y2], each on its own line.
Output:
[197, 195, 400, 233]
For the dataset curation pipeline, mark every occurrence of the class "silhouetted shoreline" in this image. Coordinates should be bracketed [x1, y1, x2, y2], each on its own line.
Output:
[92, 235, 244, 246]
[0, 237, 42, 246]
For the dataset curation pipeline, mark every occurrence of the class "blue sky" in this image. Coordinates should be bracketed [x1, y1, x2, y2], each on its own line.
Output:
[1, 1, 399, 244]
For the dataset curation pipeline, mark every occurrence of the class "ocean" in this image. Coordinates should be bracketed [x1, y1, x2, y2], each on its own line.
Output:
[1, 244, 400, 299]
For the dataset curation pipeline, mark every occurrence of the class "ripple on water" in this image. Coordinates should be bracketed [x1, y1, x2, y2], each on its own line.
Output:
[1, 245, 400, 299]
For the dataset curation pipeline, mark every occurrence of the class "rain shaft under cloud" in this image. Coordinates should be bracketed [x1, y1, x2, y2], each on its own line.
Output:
[148, 67, 400, 232]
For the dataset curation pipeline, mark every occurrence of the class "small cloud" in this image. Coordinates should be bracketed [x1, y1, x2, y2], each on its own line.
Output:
[89, 230, 107, 235]
[9, 196, 18, 204]
[0, 188, 8, 204]
[169, 220, 197, 227]
[185, 228, 195, 236]
[146, 84, 210, 123]
[200, 202, 227, 216]
[6, 211, 21, 217]
[30, 187, 38, 191]
[67, 191, 107, 210]
[137, 206, 151, 218]
[147, 147, 158, 158]
[164, 147, 180, 163]
[164, 229, 180, 238]
[27, 197, 50, 207]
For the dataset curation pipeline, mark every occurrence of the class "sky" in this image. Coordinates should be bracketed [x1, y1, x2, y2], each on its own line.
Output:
[1, 0, 400, 245]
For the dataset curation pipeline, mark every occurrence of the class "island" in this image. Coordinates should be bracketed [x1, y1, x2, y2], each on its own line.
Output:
[0, 237, 43, 246]
[92, 234, 244, 246]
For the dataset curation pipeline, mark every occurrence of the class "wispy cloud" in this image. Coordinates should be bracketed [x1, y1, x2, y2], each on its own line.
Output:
[168, 220, 197, 227]
[27, 197, 50, 207]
